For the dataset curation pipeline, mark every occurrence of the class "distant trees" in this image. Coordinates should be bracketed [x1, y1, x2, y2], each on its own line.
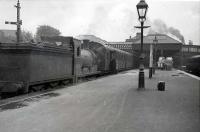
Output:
[35, 25, 61, 41]
[0, 30, 34, 43]
[21, 30, 34, 42]
[0, 25, 61, 43]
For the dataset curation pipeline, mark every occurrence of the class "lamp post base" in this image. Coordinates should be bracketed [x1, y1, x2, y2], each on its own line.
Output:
[149, 67, 153, 78]
[138, 69, 145, 89]
[152, 67, 155, 74]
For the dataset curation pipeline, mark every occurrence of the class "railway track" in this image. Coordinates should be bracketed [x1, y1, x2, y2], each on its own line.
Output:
[0, 73, 108, 108]
[0, 69, 129, 108]
[0, 82, 68, 105]
[0, 91, 61, 112]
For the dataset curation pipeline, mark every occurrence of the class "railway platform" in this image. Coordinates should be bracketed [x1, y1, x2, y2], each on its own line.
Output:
[0, 69, 199, 132]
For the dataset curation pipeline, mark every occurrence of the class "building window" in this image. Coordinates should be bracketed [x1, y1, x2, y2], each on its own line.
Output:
[182, 47, 188, 52]
[189, 47, 197, 52]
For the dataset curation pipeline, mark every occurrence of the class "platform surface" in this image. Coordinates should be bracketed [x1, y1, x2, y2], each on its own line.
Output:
[0, 69, 199, 132]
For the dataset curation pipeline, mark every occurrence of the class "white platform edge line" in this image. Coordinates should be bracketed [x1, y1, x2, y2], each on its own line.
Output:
[177, 70, 200, 81]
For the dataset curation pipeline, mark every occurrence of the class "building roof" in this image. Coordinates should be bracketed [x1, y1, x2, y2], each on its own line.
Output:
[0, 29, 16, 43]
[79, 35, 132, 55]
[76, 35, 108, 45]
[125, 33, 141, 42]
[108, 42, 133, 45]
[0, 29, 16, 37]
[133, 33, 182, 44]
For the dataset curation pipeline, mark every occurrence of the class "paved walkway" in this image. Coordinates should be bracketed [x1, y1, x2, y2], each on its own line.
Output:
[0, 69, 199, 132]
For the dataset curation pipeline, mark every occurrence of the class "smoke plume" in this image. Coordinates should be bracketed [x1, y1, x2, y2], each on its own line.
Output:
[168, 27, 185, 43]
[149, 19, 185, 43]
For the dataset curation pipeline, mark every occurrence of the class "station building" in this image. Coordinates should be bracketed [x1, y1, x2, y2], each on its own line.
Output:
[0, 29, 16, 43]
[107, 33, 200, 68]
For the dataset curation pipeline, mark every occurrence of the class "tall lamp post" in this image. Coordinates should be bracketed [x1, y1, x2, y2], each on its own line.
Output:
[135, 0, 149, 89]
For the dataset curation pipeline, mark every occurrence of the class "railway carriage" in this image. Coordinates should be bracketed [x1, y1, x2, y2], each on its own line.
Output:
[81, 39, 134, 73]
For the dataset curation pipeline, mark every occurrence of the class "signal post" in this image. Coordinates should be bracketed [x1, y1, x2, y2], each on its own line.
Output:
[5, 0, 22, 44]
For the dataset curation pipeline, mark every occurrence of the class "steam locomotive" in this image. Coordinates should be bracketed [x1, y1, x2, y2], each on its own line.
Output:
[0, 36, 135, 95]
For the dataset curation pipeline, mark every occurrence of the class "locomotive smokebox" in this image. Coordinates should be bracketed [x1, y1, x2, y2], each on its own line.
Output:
[157, 81, 165, 91]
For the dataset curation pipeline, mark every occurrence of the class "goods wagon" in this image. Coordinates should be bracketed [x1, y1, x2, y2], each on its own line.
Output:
[0, 36, 81, 94]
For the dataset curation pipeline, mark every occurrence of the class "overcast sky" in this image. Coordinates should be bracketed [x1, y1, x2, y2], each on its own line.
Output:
[0, 0, 199, 45]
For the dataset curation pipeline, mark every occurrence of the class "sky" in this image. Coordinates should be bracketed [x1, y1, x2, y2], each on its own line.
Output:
[0, 0, 199, 45]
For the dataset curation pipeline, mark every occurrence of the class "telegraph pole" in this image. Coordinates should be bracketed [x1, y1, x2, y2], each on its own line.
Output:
[5, 0, 22, 44]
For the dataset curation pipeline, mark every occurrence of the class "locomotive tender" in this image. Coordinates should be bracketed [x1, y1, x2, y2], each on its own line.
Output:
[0, 36, 135, 95]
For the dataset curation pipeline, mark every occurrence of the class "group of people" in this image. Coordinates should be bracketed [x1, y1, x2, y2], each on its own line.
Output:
[157, 57, 173, 70]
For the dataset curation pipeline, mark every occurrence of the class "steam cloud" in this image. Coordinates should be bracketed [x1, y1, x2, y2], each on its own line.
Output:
[85, 4, 137, 41]
[149, 19, 185, 43]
